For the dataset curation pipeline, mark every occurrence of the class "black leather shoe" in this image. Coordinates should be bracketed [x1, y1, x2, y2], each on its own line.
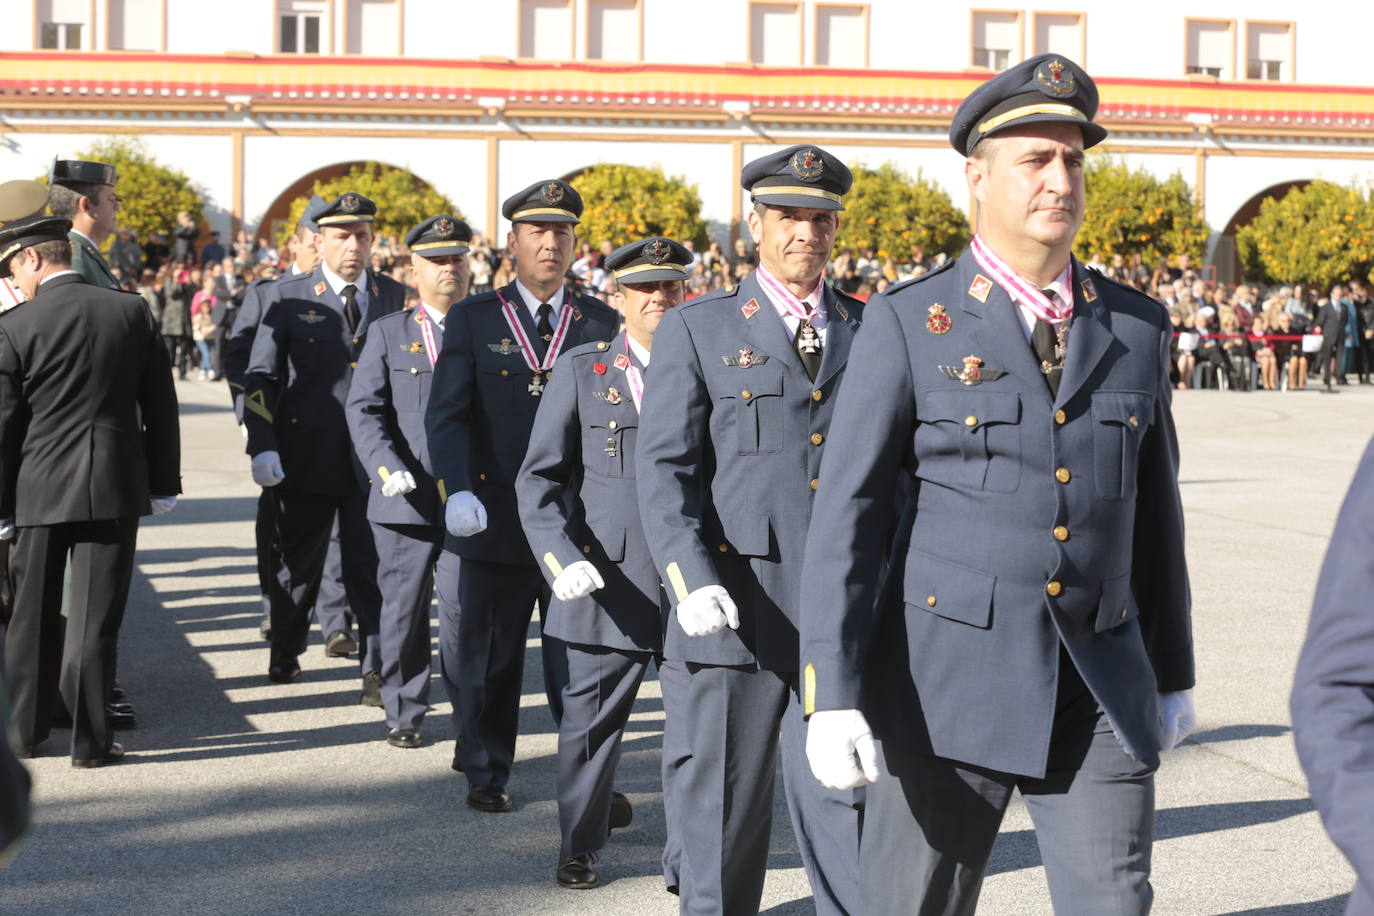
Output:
[325, 630, 358, 658]
[451, 739, 464, 772]
[108, 702, 135, 715]
[360, 670, 383, 707]
[466, 785, 513, 813]
[259, 616, 273, 642]
[268, 658, 301, 683]
[106, 706, 138, 730]
[609, 791, 633, 830]
[556, 852, 599, 889]
[387, 727, 422, 749]
[72, 742, 125, 769]
[111, 682, 126, 701]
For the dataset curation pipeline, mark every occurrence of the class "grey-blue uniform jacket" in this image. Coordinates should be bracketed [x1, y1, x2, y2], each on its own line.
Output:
[799, 253, 1193, 779]
[346, 306, 443, 527]
[517, 333, 665, 653]
[243, 266, 405, 495]
[225, 276, 277, 423]
[425, 282, 618, 566]
[635, 271, 864, 671]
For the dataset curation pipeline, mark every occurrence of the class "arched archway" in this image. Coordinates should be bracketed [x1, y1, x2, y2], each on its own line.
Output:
[1212, 180, 1311, 285]
[259, 161, 440, 244]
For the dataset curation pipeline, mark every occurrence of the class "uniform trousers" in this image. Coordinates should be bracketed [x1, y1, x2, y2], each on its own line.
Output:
[450, 557, 568, 788]
[370, 522, 447, 731]
[269, 488, 381, 674]
[316, 513, 352, 639]
[658, 656, 688, 894]
[661, 661, 862, 916]
[255, 491, 351, 638]
[559, 643, 651, 857]
[6, 518, 137, 760]
[861, 652, 1157, 916]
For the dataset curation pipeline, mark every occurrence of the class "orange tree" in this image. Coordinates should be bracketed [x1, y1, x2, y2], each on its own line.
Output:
[835, 162, 970, 260]
[1235, 180, 1374, 287]
[277, 162, 460, 250]
[1074, 155, 1210, 265]
[571, 163, 707, 249]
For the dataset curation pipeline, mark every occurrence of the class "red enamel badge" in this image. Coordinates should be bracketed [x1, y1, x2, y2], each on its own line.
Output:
[593, 362, 607, 375]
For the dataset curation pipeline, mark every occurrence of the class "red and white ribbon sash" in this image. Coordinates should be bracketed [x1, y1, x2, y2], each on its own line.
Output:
[415, 305, 440, 369]
[756, 263, 823, 325]
[621, 336, 645, 413]
[969, 235, 1073, 325]
[495, 288, 573, 372]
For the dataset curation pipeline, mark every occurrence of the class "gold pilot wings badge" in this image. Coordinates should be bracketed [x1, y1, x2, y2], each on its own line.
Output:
[938, 355, 1006, 386]
[487, 338, 521, 356]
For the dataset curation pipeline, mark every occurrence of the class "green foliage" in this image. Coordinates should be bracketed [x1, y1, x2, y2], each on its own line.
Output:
[834, 163, 970, 261]
[571, 163, 707, 249]
[1235, 180, 1374, 287]
[1075, 155, 1210, 266]
[55, 135, 204, 251]
[278, 162, 461, 250]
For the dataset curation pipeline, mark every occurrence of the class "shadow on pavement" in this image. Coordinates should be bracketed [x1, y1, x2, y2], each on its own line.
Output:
[1221, 896, 1351, 915]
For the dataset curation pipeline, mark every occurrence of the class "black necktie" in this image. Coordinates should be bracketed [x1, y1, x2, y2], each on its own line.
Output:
[536, 303, 554, 341]
[794, 321, 822, 381]
[342, 284, 360, 334]
[1032, 289, 1062, 398]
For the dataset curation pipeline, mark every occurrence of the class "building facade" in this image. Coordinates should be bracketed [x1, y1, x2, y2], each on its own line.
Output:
[4, 1, 1373, 278]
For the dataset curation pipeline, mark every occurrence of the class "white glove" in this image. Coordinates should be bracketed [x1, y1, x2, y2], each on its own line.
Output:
[444, 490, 487, 537]
[150, 497, 177, 516]
[381, 470, 417, 498]
[674, 585, 739, 637]
[1158, 688, 1196, 751]
[251, 450, 285, 487]
[0, 518, 13, 541]
[806, 708, 881, 790]
[552, 560, 605, 601]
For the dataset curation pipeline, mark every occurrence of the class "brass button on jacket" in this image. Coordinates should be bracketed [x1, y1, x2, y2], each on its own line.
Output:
[1054, 409, 1067, 424]
[810, 433, 824, 446]
[1055, 467, 1071, 483]
[1046, 580, 1063, 597]
[1053, 526, 1069, 542]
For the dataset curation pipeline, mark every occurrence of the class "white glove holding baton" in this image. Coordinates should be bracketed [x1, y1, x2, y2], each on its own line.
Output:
[1158, 688, 1197, 751]
[444, 490, 487, 537]
[150, 497, 178, 516]
[675, 585, 739, 637]
[806, 708, 881, 790]
[381, 470, 417, 498]
[251, 450, 285, 488]
[552, 560, 604, 601]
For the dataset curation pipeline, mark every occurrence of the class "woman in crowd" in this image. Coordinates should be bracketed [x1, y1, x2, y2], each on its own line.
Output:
[191, 272, 219, 381]
[1171, 304, 1197, 389]
[162, 264, 197, 380]
[1218, 309, 1252, 390]
[469, 249, 493, 294]
[1275, 311, 1309, 390]
[1251, 315, 1279, 391]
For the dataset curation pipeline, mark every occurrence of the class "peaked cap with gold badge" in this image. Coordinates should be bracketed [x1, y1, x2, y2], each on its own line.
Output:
[950, 53, 1108, 156]
[501, 179, 583, 225]
[604, 236, 693, 284]
[313, 191, 377, 226]
[0, 215, 73, 279]
[405, 214, 473, 259]
[741, 144, 853, 211]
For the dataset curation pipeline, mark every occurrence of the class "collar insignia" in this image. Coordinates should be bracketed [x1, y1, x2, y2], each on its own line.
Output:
[612, 353, 631, 371]
[314, 281, 327, 296]
[834, 303, 849, 321]
[741, 298, 760, 319]
[1081, 277, 1098, 303]
[968, 274, 993, 303]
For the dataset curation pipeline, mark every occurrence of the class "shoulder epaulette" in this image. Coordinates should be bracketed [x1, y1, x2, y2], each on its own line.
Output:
[885, 258, 957, 296]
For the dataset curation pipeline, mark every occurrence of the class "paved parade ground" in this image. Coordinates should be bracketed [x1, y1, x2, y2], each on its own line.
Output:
[4, 379, 1371, 915]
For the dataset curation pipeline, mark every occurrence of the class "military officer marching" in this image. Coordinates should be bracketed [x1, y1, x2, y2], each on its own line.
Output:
[517, 237, 693, 890]
[634, 146, 866, 915]
[425, 179, 618, 813]
[799, 56, 1195, 915]
[346, 214, 472, 750]
[47, 160, 121, 290]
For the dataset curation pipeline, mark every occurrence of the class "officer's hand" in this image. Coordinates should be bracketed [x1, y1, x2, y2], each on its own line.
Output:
[251, 451, 286, 488]
[674, 585, 739, 637]
[150, 497, 177, 516]
[806, 708, 881, 790]
[552, 560, 604, 601]
[444, 491, 487, 538]
[0, 518, 13, 541]
[1158, 688, 1196, 751]
[381, 470, 418, 498]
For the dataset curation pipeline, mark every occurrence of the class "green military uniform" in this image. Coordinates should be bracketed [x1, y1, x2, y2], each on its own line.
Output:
[69, 230, 119, 290]
[49, 160, 120, 290]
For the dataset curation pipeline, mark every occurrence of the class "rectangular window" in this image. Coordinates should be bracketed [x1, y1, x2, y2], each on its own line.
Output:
[1032, 11, 1084, 62]
[347, 0, 400, 55]
[280, 0, 326, 54]
[39, 0, 87, 49]
[749, 1, 802, 66]
[1246, 21, 1293, 81]
[815, 4, 868, 68]
[1186, 19, 1233, 79]
[519, 0, 573, 59]
[972, 10, 1022, 72]
[110, 0, 161, 51]
[587, 0, 639, 61]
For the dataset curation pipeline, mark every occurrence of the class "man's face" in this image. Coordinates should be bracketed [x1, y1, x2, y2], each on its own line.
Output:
[8, 249, 40, 299]
[613, 279, 685, 343]
[293, 229, 321, 273]
[746, 204, 839, 288]
[1331, 285, 1344, 301]
[507, 221, 576, 288]
[319, 222, 372, 282]
[966, 122, 1085, 251]
[83, 185, 119, 239]
[410, 252, 470, 303]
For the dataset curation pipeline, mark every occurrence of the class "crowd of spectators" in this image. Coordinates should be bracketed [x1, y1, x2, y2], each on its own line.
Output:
[110, 214, 1372, 394]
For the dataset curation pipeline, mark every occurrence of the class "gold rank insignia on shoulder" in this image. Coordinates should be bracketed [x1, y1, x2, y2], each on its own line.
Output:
[406, 341, 424, 353]
[314, 282, 327, 296]
[834, 303, 849, 321]
[938, 355, 1007, 386]
[594, 387, 624, 405]
[1081, 277, 1098, 303]
[741, 298, 760, 319]
[968, 275, 992, 303]
[572, 306, 583, 321]
[926, 303, 951, 334]
[488, 338, 521, 356]
[612, 354, 630, 371]
[722, 347, 770, 368]
[298, 309, 325, 324]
